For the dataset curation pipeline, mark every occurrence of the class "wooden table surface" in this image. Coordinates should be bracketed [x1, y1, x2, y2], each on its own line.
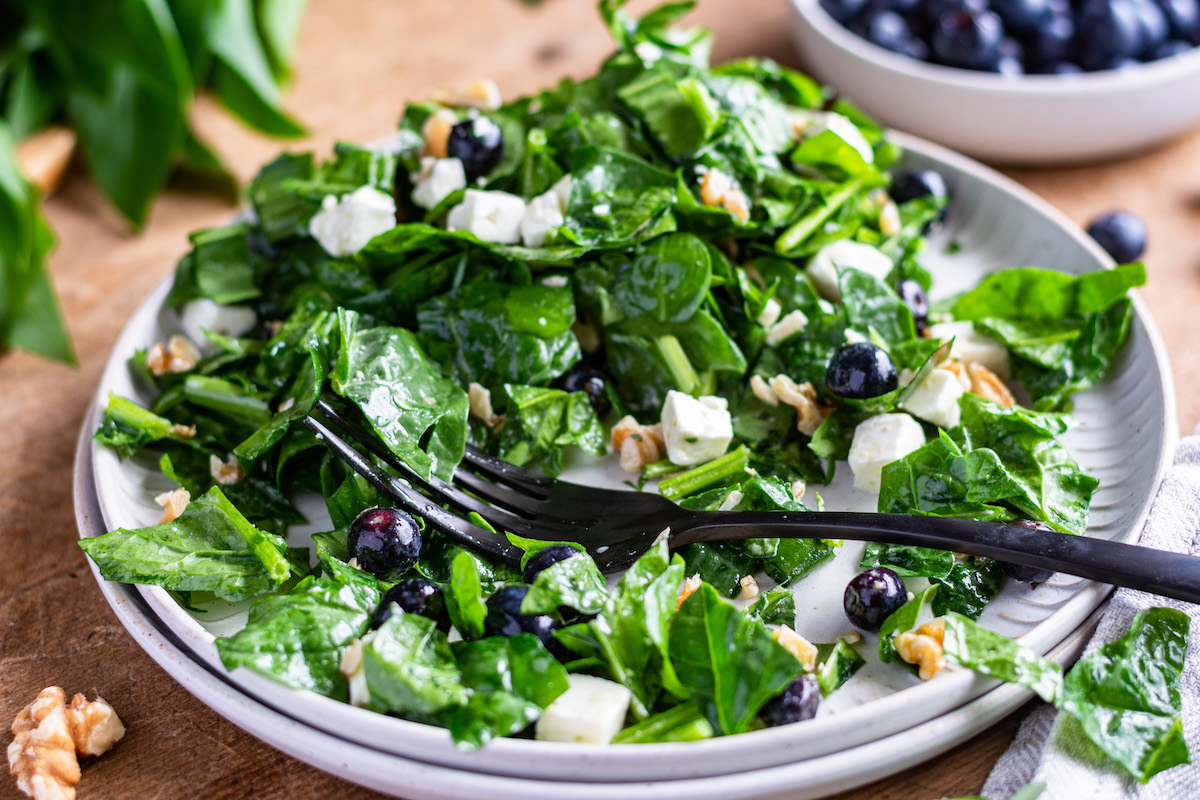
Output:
[4, 1, 1200, 798]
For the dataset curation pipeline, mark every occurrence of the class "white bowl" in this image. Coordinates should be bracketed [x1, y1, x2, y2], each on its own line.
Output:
[787, 0, 1200, 165]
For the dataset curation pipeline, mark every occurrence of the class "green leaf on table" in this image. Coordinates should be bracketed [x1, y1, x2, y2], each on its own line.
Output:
[78, 485, 292, 601]
[333, 308, 469, 482]
[942, 612, 1063, 703]
[669, 583, 805, 735]
[215, 575, 378, 698]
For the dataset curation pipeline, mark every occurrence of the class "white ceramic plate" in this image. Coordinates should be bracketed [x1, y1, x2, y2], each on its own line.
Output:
[81, 131, 1175, 783]
[74, 423, 1103, 799]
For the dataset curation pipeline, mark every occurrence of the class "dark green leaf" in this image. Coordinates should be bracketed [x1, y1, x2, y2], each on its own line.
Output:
[950, 264, 1146, 321]
[942, 612, 1062, 703]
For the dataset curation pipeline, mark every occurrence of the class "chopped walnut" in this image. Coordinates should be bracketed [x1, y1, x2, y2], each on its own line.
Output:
[611, 416, 664, 473]
[571, 319, 602, 353]
[677, 574, 703, 611]
[773, 625, 817, 671]
[767, 375, 833, 437]
[894, 618, 947, 680]
[698, 169, 750, 223]
[878, 200, 901, 236]
[720, 190, 750, 223]
[9, 687, 125, 800]
[468, 382, 504, 428]
[431, 79, 502, 111]
[966, 363, 1015, 407]
[421, 108, 458, 158]
[940, 360, 973, 391]
[789, 480, 807, 502]
[841, 630, 862, 645]
[750, 374, 779, 406]
[263, 320, 285, 338]
[209, 455, 245, 486]
[170, 424, 196, 440]
[146, 335, 200, 376]
[738, 575, 760, 601]
[154, 488, 191, 524]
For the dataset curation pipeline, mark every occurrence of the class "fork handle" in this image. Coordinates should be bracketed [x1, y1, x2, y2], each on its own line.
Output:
[675, 511, 1200, 604]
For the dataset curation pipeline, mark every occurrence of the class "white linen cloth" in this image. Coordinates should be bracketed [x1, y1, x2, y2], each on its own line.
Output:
[983, 431, 1200, 800]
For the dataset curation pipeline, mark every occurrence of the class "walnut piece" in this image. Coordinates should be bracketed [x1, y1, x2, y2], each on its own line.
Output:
[773, 625, 818, 671]
[154, 487, 191, 524]
[431, 79, 502, 111]
[8, 687, 125, 800]
[698, 169, 750, 223]
[209, 455, 245, 486]
[146, 335, 200, 377]
[467, 382, 504, 428]
[737, 575, 760, 601]
[894, 618, 947, 680]
[611, 416, 665, 473]
[767, 375, 833, 437]
[966, 362, 1015, 407]
[421, 108, 457, 158]
[676, 574, 702, 611]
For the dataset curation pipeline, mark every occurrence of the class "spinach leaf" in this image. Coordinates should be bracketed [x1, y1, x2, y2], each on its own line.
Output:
[669, 583, 805, 735]
[950, 264, 1146, 321]
[333, 308, 469, 482]
[814, 638, 865, 696]
[215, 575, 378, 699]
[860, 542, 954, 580]
[78, 486, 292, 601]
[520, 549, 608, 618]
[611, 233, 712, 324]
[839, 266, 913, 347]
[445, 550, 487, 640]
[500, 384, 605, 477]
[167, 222, 261, 307]
[942, 612, 1063, 703]
[1060, 607, 1191, 782]
[362, 612, 467, 716]
[679, 542, 758, 598]
[878, 585, 936, 664]
[95, 393, 194, 455]
[932, 558, 1005, 620]
[562, 146, 678, 247]
[748, 586, 796, 626]
[612, 702, 713, 743]
[617, 67, 721, 156]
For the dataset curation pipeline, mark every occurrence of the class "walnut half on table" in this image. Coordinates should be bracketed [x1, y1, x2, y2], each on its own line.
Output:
[7, 687, 125, 800]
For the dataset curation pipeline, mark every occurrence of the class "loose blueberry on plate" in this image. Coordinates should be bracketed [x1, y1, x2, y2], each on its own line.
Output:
[997, 520, 1058, 584]
[826, 342, 899, 399]
[447, 116, 504, 182]
[899, 279, 930, 330]
[484, 585, 569, 658]
[762, 674, 820, 727]
[370, 577, 451, 631]
[844, 567, 907, 632]
[348, 506, 422, 581]
[889, 169, 949, 223]
[1086, 210, 1147, 262]
[559, 365, 613, 418]
[523, 544, 583, 584]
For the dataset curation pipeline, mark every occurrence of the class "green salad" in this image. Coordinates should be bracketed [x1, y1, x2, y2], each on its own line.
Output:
[79, 0, 1187, 780]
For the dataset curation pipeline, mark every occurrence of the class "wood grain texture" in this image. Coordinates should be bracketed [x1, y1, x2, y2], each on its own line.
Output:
[2, 0, 1198, 798]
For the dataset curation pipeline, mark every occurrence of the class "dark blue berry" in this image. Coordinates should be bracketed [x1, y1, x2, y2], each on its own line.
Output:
[890, 169, 949, 215]
[348, 507, 421, 581]
[484, 585, 568, 658]
[899, 279, 930, 330]
[559, 365, 613, 418]
[931, 8, 1005, 69]
[1134, 0, 1171, 54]
[992, 0, 1053, 31]
[370, 578, 450, 631]
[1086, 210, 1147, 263]
[821, 0, 870, 24]
[1153, 37, 1195, 55]
[1044, 59, 1085, 73]
[1076, 0, 1146, 69]
[762, 675, 820, 727]
[1025, 14, 1077, 69]
[866, 10, 924, 54]
[1154, 0, 1199, 42]
[844, 567, 907, 632]
[826, 342, 899, 399]
[998, 520, 1058, 584]
[523, 545, 582, 584]
[447, 116, 504, 182]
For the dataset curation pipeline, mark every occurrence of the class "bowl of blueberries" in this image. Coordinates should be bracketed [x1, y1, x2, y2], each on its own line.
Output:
[788, 0, 1200, 163]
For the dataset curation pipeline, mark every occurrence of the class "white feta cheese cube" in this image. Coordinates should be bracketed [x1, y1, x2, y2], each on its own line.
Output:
[411, 157, 466, 209]
[308, 186, 397, 257]
[899, 368, 965, 429]
[519, 188, 566, 247]
[179, 299, 257, 353]
[765, 309, 809, 347]
[847, 413, 926, 494]
[927, 321, 1011, 379]
[661, 390, 733, 466]
[535, 674, 632, 744]
[806, 240, 893, 302]
[551, 175, 573, 211]
[446, 189, 526, 244]
[756, 297, 782, 328]
[795, 111, 875, 165]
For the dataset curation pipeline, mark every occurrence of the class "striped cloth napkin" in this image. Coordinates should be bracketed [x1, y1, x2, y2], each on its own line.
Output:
[982, 431, 1200, 800]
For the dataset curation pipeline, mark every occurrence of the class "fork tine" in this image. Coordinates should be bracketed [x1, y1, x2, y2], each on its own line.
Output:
[460, 444, 552, 499]
[303, 413, 525, 565]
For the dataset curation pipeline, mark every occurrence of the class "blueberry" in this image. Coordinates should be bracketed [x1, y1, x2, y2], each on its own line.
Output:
[447, 116, 504, 182]
[931, 8, 1005, 70]
[866, 10, 926, 55]
[992, 0, 1052, 31]
[558, 365, 613, 418]
[348, 507, 421, 581]
[821, 0, 870, 24]
[1085, 210, 1147, 262]
[994, 37, 1028, 73]
[899, 279, 930, 330]
[1024, 14, 1077, 69]
[844, 567, 907, 632]
[916, 0, 987, 29]
[890, 169, 949, 220]
[762, 675, 820, 727]
[826, 342, 899, 399]
[1154, 0, 1199, 42]
[1134, 0, 1171, 54]
[1044, 59, 1085, 73]
[370, 578, 450, 631]
[1076, 0, 1145, 70]
[522, 545, 582, 584]
[484, 585, 568, 658]
[1153, 37, 1196, 56]
[998, 520, 1058, 584]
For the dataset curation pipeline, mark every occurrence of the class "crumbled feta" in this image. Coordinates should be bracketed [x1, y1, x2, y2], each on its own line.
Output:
[899, 368, 965, 430]
[756, 297, 782, 328]
[806, 240, 894, 303]
[765, 309, 809, 347]
[927, 321, 1011, 380]
[793, 111, 874, 165]
[411, 157, 466, 209]
[717, 489, 744, 511]
[661, 390, 733, 467]
[535, 675, 632, 744]
[179, 298, 257, 353]
[446, 189, 526, 244]
[519, 188, 565, 247]
[551, 175, 573, 210]
[847, 413, 926, 493]
[308, 186, 396, 257]
[541, 275, 569, 289]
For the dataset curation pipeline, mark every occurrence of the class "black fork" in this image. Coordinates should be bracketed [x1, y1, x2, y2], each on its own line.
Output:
[304, 398, 1200, 603]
